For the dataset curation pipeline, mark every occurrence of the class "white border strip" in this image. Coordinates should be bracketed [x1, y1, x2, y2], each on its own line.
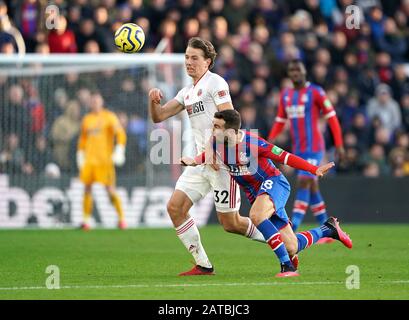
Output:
[0, 280, 408, 291]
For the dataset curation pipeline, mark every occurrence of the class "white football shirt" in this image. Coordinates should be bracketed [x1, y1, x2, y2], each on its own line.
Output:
[174, 70, 232, 153]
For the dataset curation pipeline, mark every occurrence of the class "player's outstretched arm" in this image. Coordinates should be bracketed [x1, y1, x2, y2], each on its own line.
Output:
[261, 143, 334, 176]
[148, 88, 184, 123]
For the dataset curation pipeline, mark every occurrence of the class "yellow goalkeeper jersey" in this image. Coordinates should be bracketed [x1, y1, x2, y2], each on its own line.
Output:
[78, 109, 126, 165]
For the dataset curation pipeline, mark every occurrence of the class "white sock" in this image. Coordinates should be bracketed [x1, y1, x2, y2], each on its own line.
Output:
[176, 217, 212, 268]
[245, 217, 266, 243]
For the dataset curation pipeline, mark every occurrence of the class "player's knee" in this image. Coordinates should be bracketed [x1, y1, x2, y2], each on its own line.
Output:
[249, 210, 262, 227]
[310, 180, 320, 193]
[220, 218, 238, 233]
[166, 200, 182, 218]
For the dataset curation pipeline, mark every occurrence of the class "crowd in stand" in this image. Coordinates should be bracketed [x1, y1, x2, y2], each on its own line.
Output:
[1, 0, 409, 177]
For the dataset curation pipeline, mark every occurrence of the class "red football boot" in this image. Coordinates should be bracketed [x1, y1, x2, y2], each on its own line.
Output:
[324, 217, 353, 249]
[178, 265, 215, 276]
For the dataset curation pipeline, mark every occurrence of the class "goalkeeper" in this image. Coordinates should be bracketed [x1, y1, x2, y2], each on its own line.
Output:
[77, 90, 127, 230]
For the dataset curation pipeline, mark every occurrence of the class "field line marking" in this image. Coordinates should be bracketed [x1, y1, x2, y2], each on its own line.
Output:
[0, 280, 408, 291]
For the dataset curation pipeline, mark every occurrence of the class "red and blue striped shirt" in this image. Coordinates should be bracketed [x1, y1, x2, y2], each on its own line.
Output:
[269, 82, 342, 154]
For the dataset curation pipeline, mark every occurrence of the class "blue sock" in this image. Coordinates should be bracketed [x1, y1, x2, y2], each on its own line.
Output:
[310, 191, 328, 225]
[296, 225, 334, 253]
[257, 219, 290, 265]
[291, 188, 310, 232]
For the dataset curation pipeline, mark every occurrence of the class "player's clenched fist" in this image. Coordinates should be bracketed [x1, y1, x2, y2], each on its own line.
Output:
[148, 88, 163, 104]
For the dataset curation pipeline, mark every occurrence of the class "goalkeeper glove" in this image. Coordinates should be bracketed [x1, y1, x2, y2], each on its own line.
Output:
[112, 145, 125, 166]
[76, 151, 85, 169]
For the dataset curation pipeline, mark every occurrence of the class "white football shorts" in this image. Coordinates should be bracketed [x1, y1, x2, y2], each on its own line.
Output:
[175, 165, 241, 213]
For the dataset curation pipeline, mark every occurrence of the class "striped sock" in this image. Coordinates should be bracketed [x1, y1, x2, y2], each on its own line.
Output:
[176, 217, 212, 269]
[245, 217, 266, 242]
[257, 219, 290, 265]
[310, 191, 328, 225]
[296, 224, 334, 253]
[291, 188, 310, 231]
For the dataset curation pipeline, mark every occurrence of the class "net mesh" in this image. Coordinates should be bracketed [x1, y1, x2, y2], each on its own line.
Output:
[0, 54, 193, 227]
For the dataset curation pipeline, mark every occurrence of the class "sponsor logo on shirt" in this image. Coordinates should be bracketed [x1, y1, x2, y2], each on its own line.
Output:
[186, 101, 205, 116]
[324, 99, 333, 109]
[271, 145, 284, 156]
[285, 104, 305, 118]
[228, 164, 252, 176]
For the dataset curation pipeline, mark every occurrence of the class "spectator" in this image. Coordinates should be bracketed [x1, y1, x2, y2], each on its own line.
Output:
[362, 144, 390, 175]
[0, 0, 25, 54]
[94, 5, 116, 52]
[238, 104, 270, 138]
[375, 18, 407, 63]
[224, 0, 250, 33]
[363, 161, 381, 177]
[390, 64, 409, 102]
[26, 135, 54, 174]
[401, 93, 409, 132]
[0, 133, 32, 175]
[50, 100, 81, 171]
[1, 85, 31, 148]
[47, 15, 77, 53]
[13, 0, 44, 52]
[366, 84, 402, 134]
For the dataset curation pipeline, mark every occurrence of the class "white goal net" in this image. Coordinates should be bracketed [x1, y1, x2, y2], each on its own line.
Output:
[0, 54, 212, 228]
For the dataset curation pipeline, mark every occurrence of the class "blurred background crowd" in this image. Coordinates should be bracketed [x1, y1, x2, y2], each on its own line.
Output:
[1, 0, 409, 178]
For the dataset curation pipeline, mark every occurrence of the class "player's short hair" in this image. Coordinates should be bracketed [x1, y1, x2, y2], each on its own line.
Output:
[187, 37, 217, 69]
[287, 58, 305, 70]
[214, 110, 241, 132]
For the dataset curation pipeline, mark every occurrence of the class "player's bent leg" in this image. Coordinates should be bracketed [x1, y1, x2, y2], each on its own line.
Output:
[279, 224, 298, 256]
[291, 177, 312, 231]
[217, 211, 265, 243]
[250, 194, 298, 277]
[167, 190, 214, 275]
[167, 190, 194, 227]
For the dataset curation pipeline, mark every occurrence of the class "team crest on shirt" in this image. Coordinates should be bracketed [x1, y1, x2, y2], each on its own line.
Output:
[186, 95, 189, 100]
[197, 89, 202, 96]
[301, 94, 308, 103]
[239, 152, 249, 164]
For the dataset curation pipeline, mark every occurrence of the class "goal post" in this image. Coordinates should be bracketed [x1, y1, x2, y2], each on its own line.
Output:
[0, 53, 208, 228]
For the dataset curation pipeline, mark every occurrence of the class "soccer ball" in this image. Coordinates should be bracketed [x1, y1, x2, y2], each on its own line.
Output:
[114, 23, 145, 53]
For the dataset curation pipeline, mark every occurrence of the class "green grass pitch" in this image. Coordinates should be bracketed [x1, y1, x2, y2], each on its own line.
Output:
[0, 224, 408, 300]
